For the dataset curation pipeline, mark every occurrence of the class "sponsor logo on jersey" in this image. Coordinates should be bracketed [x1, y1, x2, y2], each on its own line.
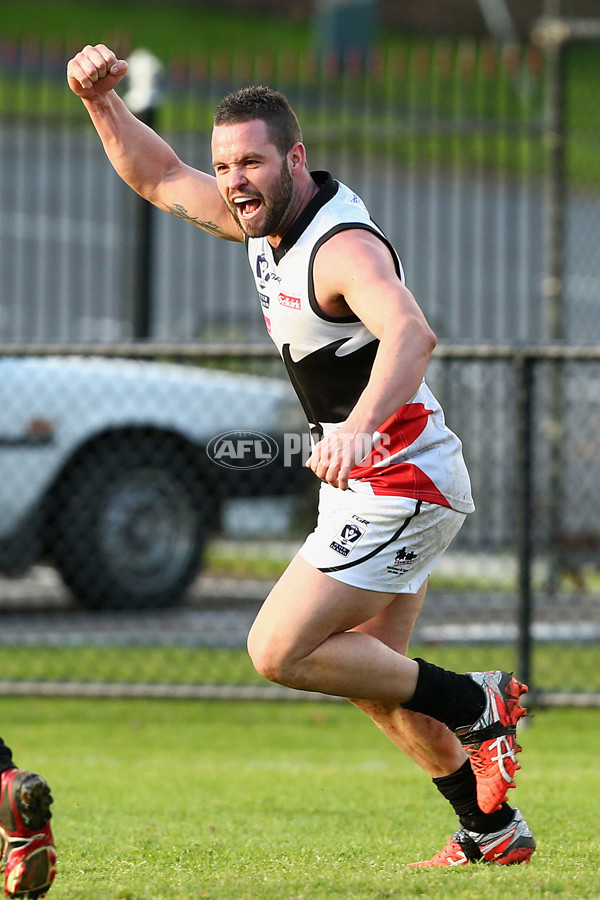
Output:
[386, 545, 418, 575]
[330, 520, 366, 557]
[259, 292, 270, 309]
[278, 292, 301, 310]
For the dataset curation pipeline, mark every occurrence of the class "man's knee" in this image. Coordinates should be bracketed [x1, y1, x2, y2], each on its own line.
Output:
[247, 625, 295, 685]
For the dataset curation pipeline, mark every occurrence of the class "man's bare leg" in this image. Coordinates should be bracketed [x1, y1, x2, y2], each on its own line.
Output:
[346, 580, 535, 870]
[248, 555, 472, 775]
[248, 556, 529, 859]
[247, 554, 422, 702]
[347, 580, 467, 778]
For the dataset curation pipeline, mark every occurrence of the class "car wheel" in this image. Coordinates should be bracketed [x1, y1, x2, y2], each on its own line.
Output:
[50, 435, 208, 609]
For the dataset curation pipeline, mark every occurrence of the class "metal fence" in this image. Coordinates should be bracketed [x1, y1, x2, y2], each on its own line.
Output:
[1, 26, 599, 704]
[0, 34, 553, 345]
[2, 30, 599, 346]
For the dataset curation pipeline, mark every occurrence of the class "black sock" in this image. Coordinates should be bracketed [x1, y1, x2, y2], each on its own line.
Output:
[401, 658, 486, 731]
[433, 759, 514, 834]
[0, 738, 15, 774]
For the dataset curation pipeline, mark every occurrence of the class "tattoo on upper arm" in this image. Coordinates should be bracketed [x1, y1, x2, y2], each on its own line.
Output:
[164, 202, 222, 234]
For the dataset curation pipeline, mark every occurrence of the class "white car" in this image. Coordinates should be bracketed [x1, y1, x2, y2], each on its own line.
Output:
[0, 356, 309, 609]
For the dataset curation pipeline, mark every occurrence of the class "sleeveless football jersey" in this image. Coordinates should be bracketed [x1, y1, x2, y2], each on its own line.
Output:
[246, 171, 474, 514]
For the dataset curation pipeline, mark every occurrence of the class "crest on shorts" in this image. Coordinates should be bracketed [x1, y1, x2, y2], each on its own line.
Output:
[330, 520, 366, 557]
[387, 545, 418, 575]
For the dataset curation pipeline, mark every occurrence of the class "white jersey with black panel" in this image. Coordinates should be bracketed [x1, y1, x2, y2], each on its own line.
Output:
[246, 171, 474, 514]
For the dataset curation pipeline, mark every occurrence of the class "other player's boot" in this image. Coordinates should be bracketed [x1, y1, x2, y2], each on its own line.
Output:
[454, 671, 528, 813]
[0, 769, 56, 898]
[407, 808, 536, 867]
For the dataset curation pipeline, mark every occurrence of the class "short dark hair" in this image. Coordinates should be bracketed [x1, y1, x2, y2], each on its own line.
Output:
[214, 85, 302, 157]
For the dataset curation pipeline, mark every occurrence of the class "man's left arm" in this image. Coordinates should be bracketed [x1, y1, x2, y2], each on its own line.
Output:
[307, 229, 437, 490]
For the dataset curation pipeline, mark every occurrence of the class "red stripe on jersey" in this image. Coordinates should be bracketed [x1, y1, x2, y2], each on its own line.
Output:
[354, 461, 451, 506]
[353, 402, 433, 471]
[350, 402, 450, 505]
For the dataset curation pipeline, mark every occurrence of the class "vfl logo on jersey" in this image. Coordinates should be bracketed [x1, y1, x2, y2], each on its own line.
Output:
[256, 254, 281, 288]
[278, 292, 301, 310]
[256, 255, 270, 282]
[386, 546, 418, 575]
[330, 520, 366, 557]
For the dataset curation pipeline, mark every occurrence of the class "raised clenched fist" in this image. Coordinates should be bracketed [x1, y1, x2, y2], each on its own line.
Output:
[66, 43, 127, 100]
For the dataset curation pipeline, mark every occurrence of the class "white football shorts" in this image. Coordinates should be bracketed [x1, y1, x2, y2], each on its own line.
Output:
[298, 480, 466, 594]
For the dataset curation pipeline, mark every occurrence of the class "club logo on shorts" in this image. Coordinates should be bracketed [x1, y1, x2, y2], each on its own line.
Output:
[330, 520, 366, 557]
[387, 545, 418, 575]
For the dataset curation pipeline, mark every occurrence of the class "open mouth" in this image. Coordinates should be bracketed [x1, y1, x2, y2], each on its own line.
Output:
[232, 196, 262, 220]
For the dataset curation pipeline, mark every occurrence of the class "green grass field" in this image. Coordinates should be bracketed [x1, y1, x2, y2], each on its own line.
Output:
[4, 696, 598, 899]
[0, 0, 312, 58]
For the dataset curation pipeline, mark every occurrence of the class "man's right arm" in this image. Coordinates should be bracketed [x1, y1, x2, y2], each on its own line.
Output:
[66, 44, 244, 242]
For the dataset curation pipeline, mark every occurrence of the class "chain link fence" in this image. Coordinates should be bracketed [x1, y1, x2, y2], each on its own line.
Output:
[1, 28, 599, 703]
